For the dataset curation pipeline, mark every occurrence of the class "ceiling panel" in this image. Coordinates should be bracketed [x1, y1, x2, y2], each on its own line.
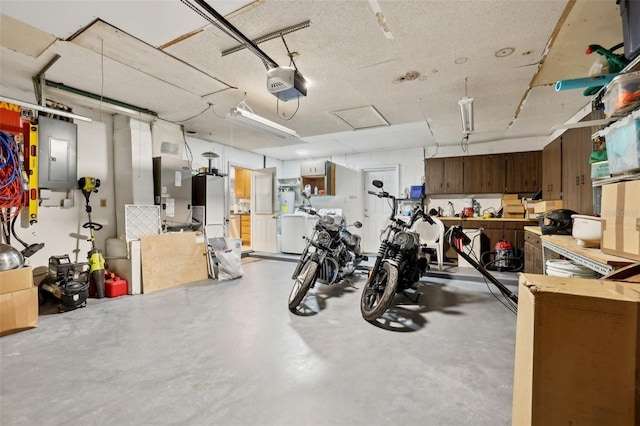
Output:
[0, 0, 627, 160]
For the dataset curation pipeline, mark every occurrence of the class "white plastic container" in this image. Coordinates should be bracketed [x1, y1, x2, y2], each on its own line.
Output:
[571, 214, 601, 247]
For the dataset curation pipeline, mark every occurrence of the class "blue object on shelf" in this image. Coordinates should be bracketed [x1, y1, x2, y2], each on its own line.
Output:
[410, 185, 424, 199]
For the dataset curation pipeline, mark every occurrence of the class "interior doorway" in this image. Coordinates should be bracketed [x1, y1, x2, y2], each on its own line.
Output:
[362, 167, 399, 253]
[229, 165, 253, 253]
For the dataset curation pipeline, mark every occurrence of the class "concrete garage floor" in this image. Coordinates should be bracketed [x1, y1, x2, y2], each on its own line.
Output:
[1, 259, 518, 426]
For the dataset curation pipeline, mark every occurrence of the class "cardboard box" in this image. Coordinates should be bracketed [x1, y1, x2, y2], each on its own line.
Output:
[601, 180, 640, 261]
[503, 193, 519, 200]
[503, 204, 524, 214]
[0, 266, 34, 295]
[513, 274, 640, 426]
[0, 286, 38, 337]
[533, 199, 562, 214]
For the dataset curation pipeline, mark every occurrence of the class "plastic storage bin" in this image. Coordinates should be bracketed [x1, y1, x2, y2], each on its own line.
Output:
[602, 71, 640, 117]
[619, 0, 640, 60]
[590, 161, 610, 179]
[601, 109, 640, 175]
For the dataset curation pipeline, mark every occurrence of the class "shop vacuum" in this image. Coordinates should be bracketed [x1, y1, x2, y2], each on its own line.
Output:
[480, 240, 524, 272]
[445, 226, 518, 312]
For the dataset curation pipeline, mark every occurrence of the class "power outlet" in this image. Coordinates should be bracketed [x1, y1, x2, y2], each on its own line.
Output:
[100, 199, 107, 208]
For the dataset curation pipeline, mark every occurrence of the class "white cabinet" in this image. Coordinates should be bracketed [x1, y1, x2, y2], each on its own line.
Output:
[300, 160, 327, 176]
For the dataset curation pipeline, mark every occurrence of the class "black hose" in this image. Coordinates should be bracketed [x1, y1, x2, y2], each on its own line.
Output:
[481, 250, 523, 272]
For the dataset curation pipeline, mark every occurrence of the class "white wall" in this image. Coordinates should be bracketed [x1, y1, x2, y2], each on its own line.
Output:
[279, 135, 564, 223]
[24, 108, 117, 268]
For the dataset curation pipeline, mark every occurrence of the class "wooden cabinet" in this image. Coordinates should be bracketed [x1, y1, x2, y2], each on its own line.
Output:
[426, 151, 542, 195]
[235, 168, 251, 199]
[505, 151, 542, 194]
[561, 125, 593, 214]
[463, 155, 505, 193]
[524, 230, 544, 274]
[462, 156, 483, 193]
[300, 161, 335, 195]
[425, 157, 463, 194]
[542, 137, 562, 200]
[241, 214, 251, 245]
[503, 221, 527, 254]
[523, 229, 560, 274]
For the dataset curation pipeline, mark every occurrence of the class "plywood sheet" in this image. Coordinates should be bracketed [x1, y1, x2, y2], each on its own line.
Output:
[140, 232, 208, 294]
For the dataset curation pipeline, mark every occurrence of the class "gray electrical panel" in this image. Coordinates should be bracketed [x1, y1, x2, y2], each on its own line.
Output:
[38, 116, 78, 189]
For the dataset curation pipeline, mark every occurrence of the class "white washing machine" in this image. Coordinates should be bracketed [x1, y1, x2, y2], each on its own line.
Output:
[281, 213, 317, 254]
[457, 229, 482, 269]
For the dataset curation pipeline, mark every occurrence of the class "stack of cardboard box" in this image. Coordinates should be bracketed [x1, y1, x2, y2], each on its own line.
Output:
[533, 199, 563, 215]
[522, 199, 539, 219]
[502, 194, 525, 218]
[0, 266, 38, 336]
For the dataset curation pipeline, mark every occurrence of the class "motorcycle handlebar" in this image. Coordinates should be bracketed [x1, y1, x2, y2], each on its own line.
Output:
[367, 190, 392, 199]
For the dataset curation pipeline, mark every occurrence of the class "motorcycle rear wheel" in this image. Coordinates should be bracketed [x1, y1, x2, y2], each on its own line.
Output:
[288, 258, 319, 312]
[360, 262, 399, 321]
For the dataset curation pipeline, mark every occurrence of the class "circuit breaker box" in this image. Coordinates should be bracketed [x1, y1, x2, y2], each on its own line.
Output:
[38, 116, 77, 189]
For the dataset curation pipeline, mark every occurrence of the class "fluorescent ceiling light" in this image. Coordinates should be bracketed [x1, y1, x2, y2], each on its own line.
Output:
[226, 107, 299, 139]
[0, 95, 93, 122]
[458, 96, 474, 134]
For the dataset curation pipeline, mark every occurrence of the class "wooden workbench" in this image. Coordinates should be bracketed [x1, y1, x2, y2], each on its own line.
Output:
[540, 233, 634, 275]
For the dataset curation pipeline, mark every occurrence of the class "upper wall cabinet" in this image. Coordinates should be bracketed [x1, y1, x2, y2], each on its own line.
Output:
[300, 160, 327, 177]
[463, 154, 505, 194]
[425, 157, 464, 194]
[505, 151, 542, 194]
[425, 151, 542, 195]
[300, 160, 335, 195]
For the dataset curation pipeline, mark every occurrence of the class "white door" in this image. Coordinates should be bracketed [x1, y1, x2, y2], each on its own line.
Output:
[362, 168, 399, 253]
[251, 167, 278, 253]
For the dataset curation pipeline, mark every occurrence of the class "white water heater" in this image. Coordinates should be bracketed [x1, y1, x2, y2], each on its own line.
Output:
[279, 188, 296, 214]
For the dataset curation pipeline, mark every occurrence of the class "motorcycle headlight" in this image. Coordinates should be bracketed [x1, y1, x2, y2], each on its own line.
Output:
[317, 231, 332, 247]
[393, 231, 415, 249]
[320, 215, 334, 226]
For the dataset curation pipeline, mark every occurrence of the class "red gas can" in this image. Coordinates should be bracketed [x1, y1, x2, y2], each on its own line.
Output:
[105, 275, 128, 298]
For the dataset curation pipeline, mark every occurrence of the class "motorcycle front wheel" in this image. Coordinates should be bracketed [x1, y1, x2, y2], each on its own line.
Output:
[360, 262, 399, 321]
[288, 258, 319, 312]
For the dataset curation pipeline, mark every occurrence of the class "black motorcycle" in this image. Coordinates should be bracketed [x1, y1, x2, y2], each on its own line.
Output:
[288, 203, 366, 313]
[360, 179, 432, 321]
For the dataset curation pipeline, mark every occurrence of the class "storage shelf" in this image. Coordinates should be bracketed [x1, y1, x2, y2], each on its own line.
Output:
[591, 172, 640, 187]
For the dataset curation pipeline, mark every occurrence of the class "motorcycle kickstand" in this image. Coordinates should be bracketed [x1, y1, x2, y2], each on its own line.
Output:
[343, 278, 358, 290]
[402, 288, 420, 304]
